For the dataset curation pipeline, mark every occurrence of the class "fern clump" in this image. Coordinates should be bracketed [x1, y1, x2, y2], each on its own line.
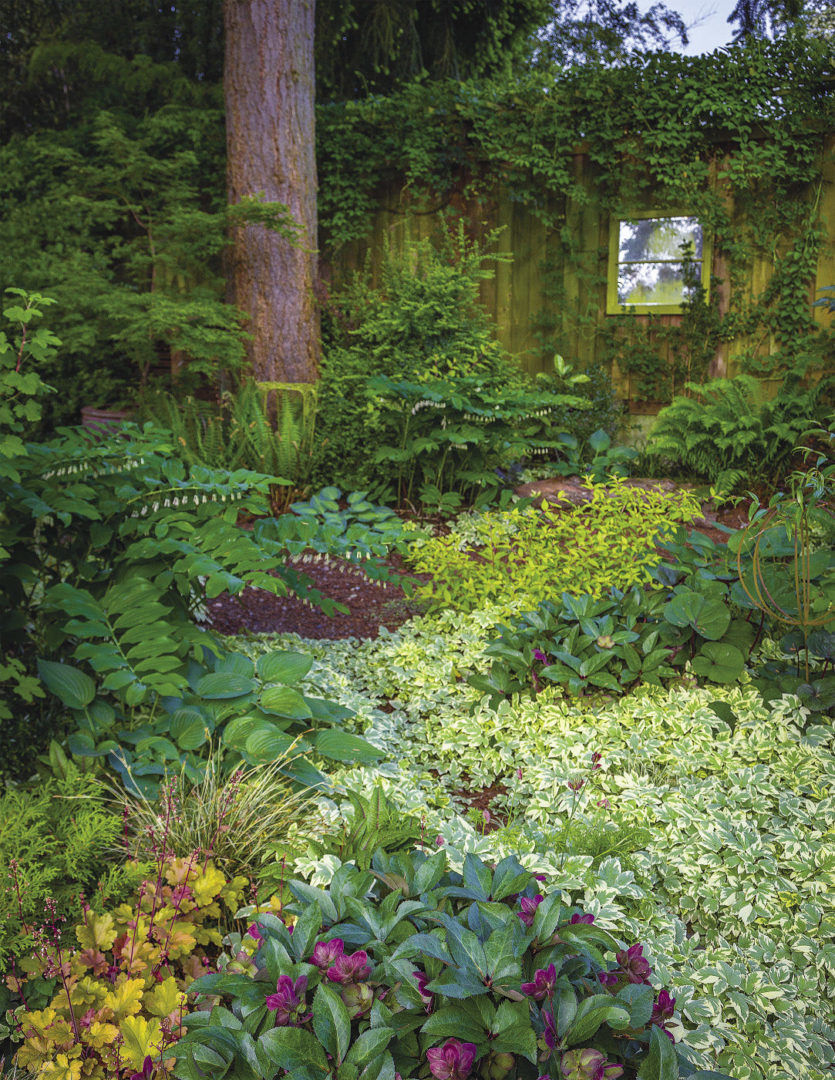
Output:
[646, 374, 833, 490]
[0, 769, 147, 968]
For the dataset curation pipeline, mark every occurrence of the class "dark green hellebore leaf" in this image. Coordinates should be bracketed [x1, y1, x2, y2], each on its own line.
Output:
[313, 984, 351, 1065]
[637, 1024, 679, 1079]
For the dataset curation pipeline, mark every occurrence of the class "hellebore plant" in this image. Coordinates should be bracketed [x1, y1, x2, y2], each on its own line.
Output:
[170, 849, 733, 1080]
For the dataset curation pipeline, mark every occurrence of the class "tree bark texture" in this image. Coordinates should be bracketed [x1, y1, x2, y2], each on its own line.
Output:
[224, 0, 319, 383]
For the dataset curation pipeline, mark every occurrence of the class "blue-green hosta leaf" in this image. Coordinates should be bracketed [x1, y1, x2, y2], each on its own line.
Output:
[257, 650, 314, 685]
[314, 729, 384, 763]
[196, 672, 257, 699]
[244, 725, 296, 763]
[260, 685, 312, 719]
[37, 660, 95, 710]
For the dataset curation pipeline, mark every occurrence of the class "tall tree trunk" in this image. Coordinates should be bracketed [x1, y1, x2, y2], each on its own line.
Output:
[224, 0, 319, 383]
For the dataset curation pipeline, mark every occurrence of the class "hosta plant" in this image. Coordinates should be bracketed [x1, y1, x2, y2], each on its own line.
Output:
[48, 648, 384, 800]
[171, 850, 732, 1080]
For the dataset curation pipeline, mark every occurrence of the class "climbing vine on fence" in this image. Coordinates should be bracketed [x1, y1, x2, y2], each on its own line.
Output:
[318, 37, 834, 397]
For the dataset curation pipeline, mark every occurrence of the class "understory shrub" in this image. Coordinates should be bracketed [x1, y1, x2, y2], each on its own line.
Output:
[645, 373, 834, 491]
[408, 481, 703, 614]
[314, 226, 522, 492]
[174, 850, 726, 1080]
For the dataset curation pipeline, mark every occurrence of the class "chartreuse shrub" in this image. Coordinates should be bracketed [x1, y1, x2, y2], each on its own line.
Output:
[172, 851, 726, 1080]
[239, 615, 835, 1079]
[5, 855, 248, 1077]
[408, 481, 703, 614]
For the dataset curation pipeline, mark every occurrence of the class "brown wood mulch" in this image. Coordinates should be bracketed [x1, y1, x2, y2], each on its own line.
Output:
[206, 479, 750, 641]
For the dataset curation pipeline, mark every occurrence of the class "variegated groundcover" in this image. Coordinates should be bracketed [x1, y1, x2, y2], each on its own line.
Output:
[239, 608, 835, 1080]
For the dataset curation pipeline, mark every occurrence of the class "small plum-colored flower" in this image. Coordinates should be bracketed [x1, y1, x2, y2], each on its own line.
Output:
[533, 649, 550, 665]
[521, 962, 557, 1000]
[246, 923, 263, 943]
[517, 894, 544, 927]
[415, 971, 434, 1008]
[591, 752, 602, 770]
[426, 1039, 478, 1080]
[560, 1048, 624, 1080]
[615, 943, 652, 985]
[570, 912, 595, 924]
[327, 949, 371, 984]
[436, 835, 445, 847]
[265, 974, 310, 1026]
[567, 778, 584, 792]
[542, 1007, 558, 1050]
[517, 767, 523, 780]
[650, 988, 676, 1028]
[310, 938, 344, 969]
[597, 970, 618, 986]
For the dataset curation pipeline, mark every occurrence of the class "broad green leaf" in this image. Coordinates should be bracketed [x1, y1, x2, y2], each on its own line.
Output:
[637, 1024, 679, 1079]
[196, 672, 257, 699]
[313, 984, 351, 1065]
[314, 729, 384, 763]
[37, 660, 95, 710]
[260, 685, 313, 719]
[257, 650, 314, 684]
[258, 1026, 329, 1076]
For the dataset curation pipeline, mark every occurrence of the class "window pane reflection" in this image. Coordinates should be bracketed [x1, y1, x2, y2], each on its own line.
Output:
[617, 261, 702, 306]
[618, 217, 702, 263]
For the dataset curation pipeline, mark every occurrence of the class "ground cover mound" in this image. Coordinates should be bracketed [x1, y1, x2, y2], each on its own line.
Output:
[207, 483, 748, 637]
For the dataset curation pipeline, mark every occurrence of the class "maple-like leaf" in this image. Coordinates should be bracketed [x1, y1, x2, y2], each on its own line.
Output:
[75, 910, 117, 953]
[143, 976, 186, 1019]
[118, 1014, 163, 1071]
[192, 864, 226, 907]
[102, 977, 145, 1020]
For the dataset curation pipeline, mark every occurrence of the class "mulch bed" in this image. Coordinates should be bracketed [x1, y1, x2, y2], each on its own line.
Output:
[206, 479, 752, 641]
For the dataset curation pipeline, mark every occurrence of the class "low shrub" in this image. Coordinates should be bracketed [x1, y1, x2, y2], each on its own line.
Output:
[174, 850, 726, 1080]
[408, 481, 703, 614]
[0, 770, 146, 971]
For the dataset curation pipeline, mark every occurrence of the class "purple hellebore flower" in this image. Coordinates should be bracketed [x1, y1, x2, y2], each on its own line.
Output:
[597, 970, 618, 987]
[542, 1007, 558, 1050]
[327, 949, 371, 985]
[310, 937, 345, 969]
[436, 835, 445, 847]
[246, 923, 263, 943]
[426, 1039, 478, 1080]
[517, 894, 544, 927]
[130, 1058, 154, 1080]
[650, 989, 676, 1039]
[570, 912, 595, 925]
[521, 962, 557, 1001]
[615, 943, 652, 985]
[415, 971, 434, 1008]
[265, 974, 310, 1027]
[560, 1048, 624, 1080]
[533, 649, 550, 665]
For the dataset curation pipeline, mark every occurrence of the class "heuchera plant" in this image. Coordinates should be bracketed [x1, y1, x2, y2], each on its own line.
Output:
[171, 850, 733, 1080]
[6, 857, 247, 1078]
